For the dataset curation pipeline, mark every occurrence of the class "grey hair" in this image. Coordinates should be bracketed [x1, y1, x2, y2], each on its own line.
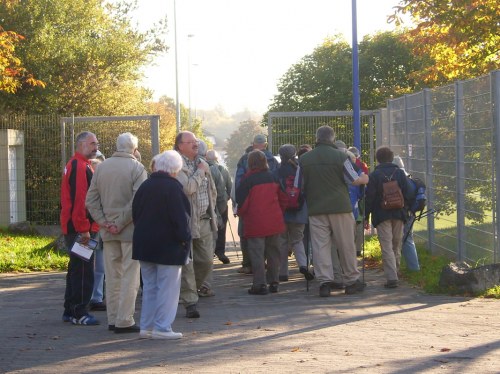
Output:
[206, 149, 219, 162]
[154, 150, 183, 174]
[316, 126, 335, 144]
[75, 131, 95, 145]
[116, 132, 138, 153]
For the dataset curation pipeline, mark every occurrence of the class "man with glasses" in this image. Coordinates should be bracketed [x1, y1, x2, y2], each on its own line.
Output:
[174, 131, 218, 318]
[60, 131, 100, 325]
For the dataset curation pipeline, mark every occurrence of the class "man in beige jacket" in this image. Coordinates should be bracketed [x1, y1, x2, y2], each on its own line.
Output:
[86, 132, 147, 333]
[174, 131, 218, 318]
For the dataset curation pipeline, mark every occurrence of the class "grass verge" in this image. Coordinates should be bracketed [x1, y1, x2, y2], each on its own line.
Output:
[0, 229, 67, 272]
[363, 235, 499, 299]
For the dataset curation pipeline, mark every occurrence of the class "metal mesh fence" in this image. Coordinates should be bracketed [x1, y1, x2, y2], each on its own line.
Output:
[383, 71, 500, 265]
[0, 114, 159, 225]
[268, 111, 378, 169]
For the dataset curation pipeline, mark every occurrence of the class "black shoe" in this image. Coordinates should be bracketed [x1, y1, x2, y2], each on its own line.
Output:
[299, 266, 315, 281]
[216, 253, 230, 264]
[319, 283, 331, 297]
[384, 280, 399, 289]
[108, 325, 115, 331]
[248, 284, 268, 295]
[186, 304, 200, 318]
[330, 281, 345, 290]
[114, 324, 140, 333]
[268, 282, 279, 293]
[345, 279, 366, 295]
[279, 275, 289, 282]
[89, 301, 106, 311]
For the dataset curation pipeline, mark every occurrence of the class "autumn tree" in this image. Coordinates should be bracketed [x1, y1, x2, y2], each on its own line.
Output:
[390, 0, 500, 84]
[0, 0, 167, 115]
[225, 120, 266, 173]
[267, 32, 429, 115]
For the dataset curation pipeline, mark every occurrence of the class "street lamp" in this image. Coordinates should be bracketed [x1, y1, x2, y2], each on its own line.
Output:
[187, 34, 194, 129]
[174, 0, 181, 133]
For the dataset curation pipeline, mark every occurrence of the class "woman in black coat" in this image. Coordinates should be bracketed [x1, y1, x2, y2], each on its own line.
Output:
[132, 150, 191, 340]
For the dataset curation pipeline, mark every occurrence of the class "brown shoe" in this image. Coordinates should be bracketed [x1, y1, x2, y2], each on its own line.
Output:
[237, 266, 252, 274]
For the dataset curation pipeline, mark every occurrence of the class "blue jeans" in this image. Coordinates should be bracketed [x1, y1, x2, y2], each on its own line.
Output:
[402, 219, 420, 271]
[91, 244, 105, 303]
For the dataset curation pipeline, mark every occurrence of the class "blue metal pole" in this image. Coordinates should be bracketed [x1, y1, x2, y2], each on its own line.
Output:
[352, 0, 361, 150]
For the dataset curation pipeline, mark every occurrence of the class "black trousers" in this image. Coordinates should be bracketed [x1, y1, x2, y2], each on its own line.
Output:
[64, 233, 95, 319]
[215, 209, 228, 256]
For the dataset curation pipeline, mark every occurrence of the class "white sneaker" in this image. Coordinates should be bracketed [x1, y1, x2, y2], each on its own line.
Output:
[139, 330, 152, 339]
[151, 330, 183, 340]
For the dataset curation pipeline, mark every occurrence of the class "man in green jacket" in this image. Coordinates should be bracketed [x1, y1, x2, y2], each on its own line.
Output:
[300, 126, 369, 297]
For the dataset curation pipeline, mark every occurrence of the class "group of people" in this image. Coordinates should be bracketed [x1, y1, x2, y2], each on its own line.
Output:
[60, 125, 420, 340]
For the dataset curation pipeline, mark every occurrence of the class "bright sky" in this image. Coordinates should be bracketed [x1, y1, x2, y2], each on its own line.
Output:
[134, 0, 403, 115]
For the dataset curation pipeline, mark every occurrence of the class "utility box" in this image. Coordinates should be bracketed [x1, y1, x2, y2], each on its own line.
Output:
[0, 129, 26, 225]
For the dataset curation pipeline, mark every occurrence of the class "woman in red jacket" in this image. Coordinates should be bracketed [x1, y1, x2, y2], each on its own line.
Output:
[236, 150, 287, 295]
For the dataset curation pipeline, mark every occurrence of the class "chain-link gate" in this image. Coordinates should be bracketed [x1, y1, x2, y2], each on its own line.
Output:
[267, 111, 379, 170]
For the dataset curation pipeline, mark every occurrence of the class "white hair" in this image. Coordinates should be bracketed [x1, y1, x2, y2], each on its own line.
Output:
[154, 150, 183, 174]
[116, 132, 138, 153]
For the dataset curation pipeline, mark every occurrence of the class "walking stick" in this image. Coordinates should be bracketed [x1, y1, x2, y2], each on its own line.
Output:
[227, 217, 240, 260]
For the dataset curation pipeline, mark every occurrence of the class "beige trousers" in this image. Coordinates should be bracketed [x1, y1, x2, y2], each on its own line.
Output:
[103, 240, 140, 328]
[376, 219, 404, 281]
[309, 213, 360, 286]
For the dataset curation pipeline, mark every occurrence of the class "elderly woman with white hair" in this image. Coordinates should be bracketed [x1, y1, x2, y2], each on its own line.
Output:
[132, 150, 192, 340]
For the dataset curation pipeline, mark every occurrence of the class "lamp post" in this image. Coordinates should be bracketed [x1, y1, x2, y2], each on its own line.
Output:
[174, 0, 181, 133]
[187, 34, 194, 129]
[352, 0, 361, 150]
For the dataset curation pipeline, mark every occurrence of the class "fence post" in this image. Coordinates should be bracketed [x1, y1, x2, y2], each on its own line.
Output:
[492, 70, 500, 264]
[423, 88, 435, 253]
[455, 81, 466, 262]
[150, 115, 160, 156]
[60, 118, 66, 172]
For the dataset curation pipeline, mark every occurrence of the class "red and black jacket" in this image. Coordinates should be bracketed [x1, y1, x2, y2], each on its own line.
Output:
[60, 153, 99, 235]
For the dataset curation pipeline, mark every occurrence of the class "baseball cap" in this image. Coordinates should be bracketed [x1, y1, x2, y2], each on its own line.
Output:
[253, 134, 267, 144]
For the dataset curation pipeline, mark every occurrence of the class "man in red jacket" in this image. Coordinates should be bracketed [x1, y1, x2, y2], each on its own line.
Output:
[60, 131, 100, 325]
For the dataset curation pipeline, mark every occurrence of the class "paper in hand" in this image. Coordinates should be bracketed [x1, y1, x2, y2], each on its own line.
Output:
[70, 234, 98, 261]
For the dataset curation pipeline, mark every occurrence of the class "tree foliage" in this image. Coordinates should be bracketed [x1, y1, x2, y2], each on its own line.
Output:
[0, 22, 45, 93]
[267, 32, 429, 114]
[0, 0, 167, 115]
[225, 120, 266, 173]
[390, 0, 500, 84]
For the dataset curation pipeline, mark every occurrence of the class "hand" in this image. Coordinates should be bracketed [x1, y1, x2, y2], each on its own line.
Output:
[79, 231, 90, 244]
[104, 221, 119, 234]
[364, 220, 370, 230]
[197, 160, 209, 174]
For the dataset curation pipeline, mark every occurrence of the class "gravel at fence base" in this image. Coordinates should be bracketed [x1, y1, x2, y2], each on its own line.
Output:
[1, 249, 499, 374]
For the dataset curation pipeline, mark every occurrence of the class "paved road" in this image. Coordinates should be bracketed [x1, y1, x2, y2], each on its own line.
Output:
[1, 248, 499, 374]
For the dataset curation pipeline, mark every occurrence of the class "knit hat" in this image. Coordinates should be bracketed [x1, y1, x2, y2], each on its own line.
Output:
[393, 155, 405, 169]
[335, 140, 347, 149]
[197, 140, 208, 157]
[278, 144, 296, 161]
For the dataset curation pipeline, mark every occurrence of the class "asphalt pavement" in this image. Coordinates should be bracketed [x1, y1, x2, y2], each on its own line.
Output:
[1, 247, 499, 374]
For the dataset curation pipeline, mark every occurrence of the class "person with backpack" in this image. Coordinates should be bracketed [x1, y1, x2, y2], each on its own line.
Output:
[274, 144, 314, 282]
[236, 150, 287, 295]
[365, 147, 412, 288]
[234, 135, 280, 275]
[393, 156, 422, 271]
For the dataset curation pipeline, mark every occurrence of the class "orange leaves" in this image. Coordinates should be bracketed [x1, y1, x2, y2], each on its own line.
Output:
[0, 25, 45, 93]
